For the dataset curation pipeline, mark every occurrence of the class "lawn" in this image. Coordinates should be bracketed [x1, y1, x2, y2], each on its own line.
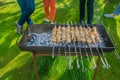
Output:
[0, 0, 120, 80]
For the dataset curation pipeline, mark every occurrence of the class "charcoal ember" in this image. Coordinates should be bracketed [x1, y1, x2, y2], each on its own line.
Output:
[26, 33, 38, 45]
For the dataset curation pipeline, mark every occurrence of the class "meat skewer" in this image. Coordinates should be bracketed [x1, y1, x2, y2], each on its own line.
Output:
[72, 22, 80, 69]
[67, 22, 73, 70]
[78, 25, 92, 69]
[75, 24, 86, 71]
[61, 26, 66, 42]
[70, 26, 76, 42]
[86, 24, 107, 68]
[92, 26, 101, 43]
[66, 24, 71, 43]
[62, 25, 67, 58]
[56, 25, 62, 43]
[56, 25, 62, 55]
[81, 22, 97, 69]
[79, 26, 86, 43]
[51, 25, 57, 43]
[91, 25, 110, 69]
[75, 26, 80, 42]
[51, 24, 57, 58]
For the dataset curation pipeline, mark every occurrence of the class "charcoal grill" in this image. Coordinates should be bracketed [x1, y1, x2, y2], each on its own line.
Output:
[17, 23, 118, 80]
[18, 24, 115, 53]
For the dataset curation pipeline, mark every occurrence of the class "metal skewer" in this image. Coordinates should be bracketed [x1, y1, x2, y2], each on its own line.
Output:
[67, 21, 73, 70]
[109, 31, 120, 60]
[74, 42, 80, 69]
[82, 21, 97, 69]
[84, 43, 92, 69]
[64, 42, 67, 58]
[58, 43, 61, 55]
[89, 23, 109, 68]
[88, 44, 97, 69]
[62, 24, 67, 59]
[79, 43, 87, 72]
[74, 22, 86, 71]
[102, 21, 120, 60]
[68, 43, 73, 70]
[52, 44, 55, 58]
[99, 43, 110, 69]
[86, 23, 107, 68]
[77, 23, 91, 69]
[52, 23, 57, 58]
[72, 22, 80, 69]
[93, 43, 107, 68]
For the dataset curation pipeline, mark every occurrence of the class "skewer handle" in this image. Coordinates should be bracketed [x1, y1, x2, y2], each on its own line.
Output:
[81, 60, 87, 72]
[100, 44, 111, 69]
[69, 59, 73, 70]
[52, 46, 54, 58]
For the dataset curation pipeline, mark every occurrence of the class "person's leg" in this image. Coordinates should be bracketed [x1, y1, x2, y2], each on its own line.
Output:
[113, 4, 120, 15]
[80, 0, 86, 22]
[43, 0, 50, 19]
[87, 0, 94, 24]
[17, 0, 34, 25]
[18, 0, 35, 26]
[26, 17, 33, 25]
[49, 0, 56, 23]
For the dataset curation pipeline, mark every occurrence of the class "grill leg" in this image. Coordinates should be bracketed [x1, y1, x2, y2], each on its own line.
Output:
[33, 53, 39, 80]
[93, 56, 100, 80]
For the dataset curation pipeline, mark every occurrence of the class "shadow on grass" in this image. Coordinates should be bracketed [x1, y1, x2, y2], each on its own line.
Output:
[0, 1, 16, 10]
[0, 53, 33, 80]
[31, 56, 56, 80]
[0, 1, 15, 6]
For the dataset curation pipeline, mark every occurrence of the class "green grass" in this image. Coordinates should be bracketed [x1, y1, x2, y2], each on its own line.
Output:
[0, 0, 120, 80]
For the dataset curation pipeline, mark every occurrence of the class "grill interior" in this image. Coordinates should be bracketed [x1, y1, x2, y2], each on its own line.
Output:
[19, 24, 114, 53]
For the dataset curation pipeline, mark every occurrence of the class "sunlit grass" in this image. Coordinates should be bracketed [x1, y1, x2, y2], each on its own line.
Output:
[0, 0, 120, 80]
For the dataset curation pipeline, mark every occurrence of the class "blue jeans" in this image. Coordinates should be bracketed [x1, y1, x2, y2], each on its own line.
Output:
[114, 4, 120, 15]
[17, 0, 35, 26]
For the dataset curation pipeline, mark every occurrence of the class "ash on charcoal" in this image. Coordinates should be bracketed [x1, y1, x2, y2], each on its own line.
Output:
[26, 33, 58, 46]
[25, 33, 105, 47]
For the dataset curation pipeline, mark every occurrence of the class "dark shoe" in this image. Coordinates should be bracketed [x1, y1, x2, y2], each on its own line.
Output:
[15, 22, 22, 35]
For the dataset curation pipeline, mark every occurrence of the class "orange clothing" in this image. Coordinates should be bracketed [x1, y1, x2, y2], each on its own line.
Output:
[43, 0, 56, 22]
